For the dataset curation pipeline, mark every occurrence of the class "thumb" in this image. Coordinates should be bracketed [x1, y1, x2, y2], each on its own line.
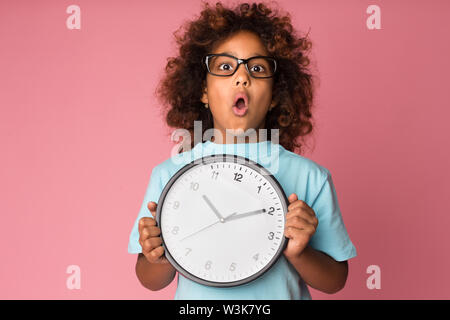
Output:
[288, 193, 298, 204]
[147, 201, 157, 218]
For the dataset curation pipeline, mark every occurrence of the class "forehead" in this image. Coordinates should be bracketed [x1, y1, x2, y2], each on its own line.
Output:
[211, 30, 269, 57]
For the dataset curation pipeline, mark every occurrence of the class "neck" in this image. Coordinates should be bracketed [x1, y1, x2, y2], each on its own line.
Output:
[210, 129, 268, 144]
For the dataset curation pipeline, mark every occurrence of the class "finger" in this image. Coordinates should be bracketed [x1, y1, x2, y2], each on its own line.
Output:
[288, 193, 298, 204]
[288, 198, 310, 211]
[148, 245, 165, 261]
[286, 215, 316, 233]
[286, 214, 309, 228]
[286, 207, 317, 226]
[141, 237, 163, 253]
[284, 225, 311, 241]
[288, 201, 316, 220]
[138, 217, 156, 235]
[147, 201, 157, 218]
[287, 198, 316, 219]
[140, 226, 161, 241]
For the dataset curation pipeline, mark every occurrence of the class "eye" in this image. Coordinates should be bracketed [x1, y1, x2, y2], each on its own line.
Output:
[219, 63, 233, 71]
[250, 65, 265, 73]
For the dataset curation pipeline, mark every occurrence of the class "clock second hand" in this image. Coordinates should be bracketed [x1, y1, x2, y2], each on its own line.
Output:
[179, 212, 237, 242]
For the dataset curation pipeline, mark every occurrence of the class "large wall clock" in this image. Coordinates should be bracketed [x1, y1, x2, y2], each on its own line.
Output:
[156, 154, 288, 287]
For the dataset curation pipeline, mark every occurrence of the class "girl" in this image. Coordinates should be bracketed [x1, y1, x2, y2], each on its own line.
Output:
[128, 1, 357, 299]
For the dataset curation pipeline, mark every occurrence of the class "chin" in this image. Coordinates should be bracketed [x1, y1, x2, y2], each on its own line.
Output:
[226, 125, 258, 137]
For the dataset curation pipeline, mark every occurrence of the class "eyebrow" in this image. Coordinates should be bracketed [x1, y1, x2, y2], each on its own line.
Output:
[218, 51, 266, 57]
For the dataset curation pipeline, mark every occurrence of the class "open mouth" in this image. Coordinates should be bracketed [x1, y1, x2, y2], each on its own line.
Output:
[232, 97, 248, 117]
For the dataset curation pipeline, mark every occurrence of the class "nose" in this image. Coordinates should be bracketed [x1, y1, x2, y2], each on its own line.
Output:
[234, 63, 250, 87]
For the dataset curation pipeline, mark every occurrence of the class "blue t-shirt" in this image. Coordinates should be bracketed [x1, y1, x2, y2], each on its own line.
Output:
[128, 139, 357, 299]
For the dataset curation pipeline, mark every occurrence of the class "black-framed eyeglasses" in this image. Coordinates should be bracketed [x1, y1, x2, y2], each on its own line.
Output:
[203, 53, 277, 78]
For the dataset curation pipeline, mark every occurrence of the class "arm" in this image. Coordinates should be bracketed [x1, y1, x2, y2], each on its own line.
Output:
[135, 253, 176, 291]
[135, 201, 177, 291]
[283, 193, 349, 294]
[285, 245, 348, 294]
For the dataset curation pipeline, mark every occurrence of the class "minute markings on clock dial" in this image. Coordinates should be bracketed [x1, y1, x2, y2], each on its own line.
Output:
[157, 155, 288, 287]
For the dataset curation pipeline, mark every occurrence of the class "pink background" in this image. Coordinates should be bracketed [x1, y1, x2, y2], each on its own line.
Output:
[1, 0, 449, 299]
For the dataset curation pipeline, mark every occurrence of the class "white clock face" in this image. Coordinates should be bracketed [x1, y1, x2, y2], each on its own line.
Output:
[157, 155, 288, 287]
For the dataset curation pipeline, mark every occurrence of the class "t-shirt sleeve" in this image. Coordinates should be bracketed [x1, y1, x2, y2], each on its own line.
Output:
[307, 171, 357, 262]
[127, 165, 163, 254]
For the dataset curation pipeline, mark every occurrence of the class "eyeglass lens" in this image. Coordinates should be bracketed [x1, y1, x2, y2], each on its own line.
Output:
[207, 55, 276, 77]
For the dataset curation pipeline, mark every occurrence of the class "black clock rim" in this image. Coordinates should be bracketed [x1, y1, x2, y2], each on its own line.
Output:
[155, 153, 289, 288]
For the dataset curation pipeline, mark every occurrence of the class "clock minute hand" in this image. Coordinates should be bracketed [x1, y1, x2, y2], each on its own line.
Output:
[224, 208, 266, 222]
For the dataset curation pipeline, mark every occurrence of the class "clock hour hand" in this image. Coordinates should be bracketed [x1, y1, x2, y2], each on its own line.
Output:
[224, 208, 266, 222]
[202, 194, 226, 222]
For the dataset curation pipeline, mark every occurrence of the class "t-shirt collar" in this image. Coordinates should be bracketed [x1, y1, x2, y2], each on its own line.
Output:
[192, 139, 281, 165]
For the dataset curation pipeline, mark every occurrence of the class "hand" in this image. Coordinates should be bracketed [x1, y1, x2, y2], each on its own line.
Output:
[225, 208, 266, 222]
[283, 193, 319, 260]
[202, 194, 226, 222]
[138, 201, 169, 264]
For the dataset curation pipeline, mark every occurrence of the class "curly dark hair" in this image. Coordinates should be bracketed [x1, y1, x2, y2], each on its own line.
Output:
[155, 1, 317, 155]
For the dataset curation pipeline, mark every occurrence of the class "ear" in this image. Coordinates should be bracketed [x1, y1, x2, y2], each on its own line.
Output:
[200, 80, 208, 104]
[269, 96, 278, 110]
